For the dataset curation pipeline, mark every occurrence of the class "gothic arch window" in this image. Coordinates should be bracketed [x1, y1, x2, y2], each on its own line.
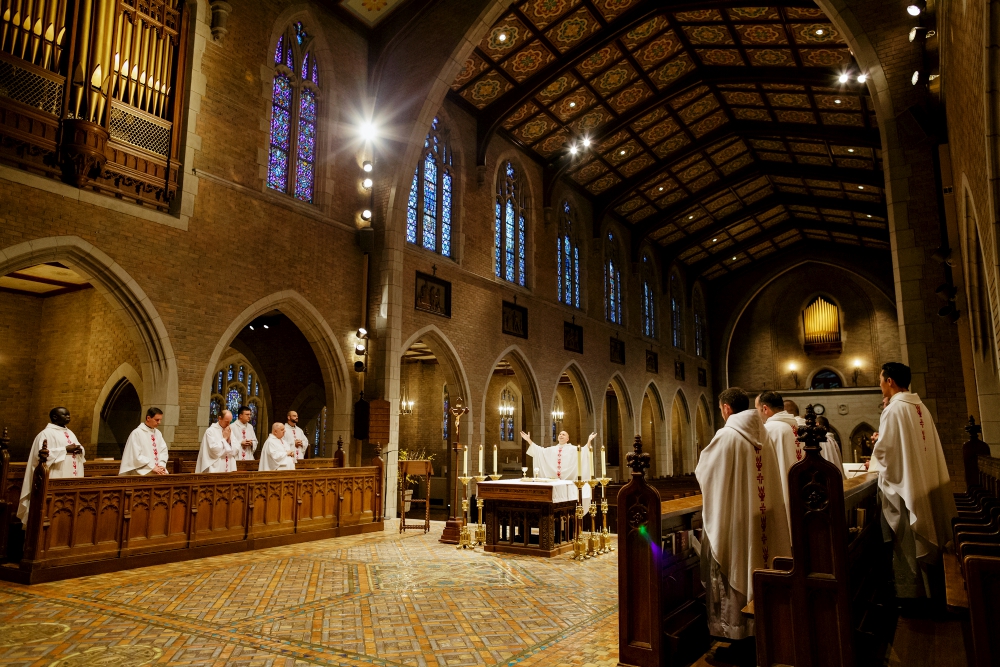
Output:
[693, 291, 707, 358]
[495, 160, 528, 286]
[210, 356, 267, 441]
[499, 387, 516, 441]
[670, 273, 684, 349]
[641, 253, 657, 338]
[443, 385, 450, 441]
[557, 201, 580, 308]
[605, 231, 623, 324]
[267, 21, 320, 203]
[407, 117, 454, 256]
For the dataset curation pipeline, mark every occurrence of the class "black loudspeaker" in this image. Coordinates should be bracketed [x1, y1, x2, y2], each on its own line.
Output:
[353, 396, 370, 440]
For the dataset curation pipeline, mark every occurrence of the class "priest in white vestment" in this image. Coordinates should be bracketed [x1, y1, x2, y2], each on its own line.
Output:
[520, 430, 596, 480]
[232, 406, 258, 462]
[756, 391, 801, 534]
[816, 416, 846, 478]
[18, 407, 86, 525]
[282, 410, 308, 460]
[259, 423, 296, 471]
[119, 407, 169, 475]
[868, 362, 956, 599]
[784, 399, 806, 429]
[696, 388, 791, 662]
[196, 409, 238, 473]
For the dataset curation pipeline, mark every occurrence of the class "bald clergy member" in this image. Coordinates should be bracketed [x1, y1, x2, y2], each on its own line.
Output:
[869, 362, 956, 601]
[259, 423, 297, 471]
[18, 407, 86, 525]
[756, 390, 800, 531]
[520, 430, 597, 480]
[283, 411, 308, 460]
[119, 407, 169, 475]
[196, 409, 238, 473]
[232, 405, 258, 462]
[697, 388, 790, 665]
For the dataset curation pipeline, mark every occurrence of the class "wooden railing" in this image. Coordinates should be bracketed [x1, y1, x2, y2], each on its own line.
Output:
[0, 448, 382, 584]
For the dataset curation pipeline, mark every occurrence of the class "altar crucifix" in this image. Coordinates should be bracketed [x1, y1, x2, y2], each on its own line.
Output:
[440, 396, 470, 544]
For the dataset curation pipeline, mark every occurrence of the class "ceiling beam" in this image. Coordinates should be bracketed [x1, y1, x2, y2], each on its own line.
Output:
[685, 217, 889, 277]
[657, 191, 887, 255]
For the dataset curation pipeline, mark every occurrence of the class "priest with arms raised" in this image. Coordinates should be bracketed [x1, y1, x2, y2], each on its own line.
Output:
[196, 409, 238, 473]
[18, 407, 86, 525]
[119, 407, 169, 475]
[520, 430, 596, 480]
[868, 362, 956, 601]
[697, 388, 791, 666]
[259, 423, 296, 471]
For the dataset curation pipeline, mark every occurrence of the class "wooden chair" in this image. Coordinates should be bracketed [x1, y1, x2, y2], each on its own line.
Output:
[399, 459, 433, 534]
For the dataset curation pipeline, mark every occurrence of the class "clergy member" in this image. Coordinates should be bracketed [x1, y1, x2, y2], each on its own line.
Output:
[18, 407, 86, 525]
[519, 430, 596, 480]
[784, 399, 806, 428]
[232, 405, 258, 462]
[696, 388, 790, 665]
[259, 423, 296, 471]
[119, 407, 169, 475]
[868, 362, 956, 601]
[755, 390, 800, 531]
[816, 416, 846, 478]
[283, 410, 308, 460]
[196, 409, 238, 473]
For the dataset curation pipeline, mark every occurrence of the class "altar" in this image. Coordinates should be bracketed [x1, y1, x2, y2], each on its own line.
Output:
[477, 479, 591, 557]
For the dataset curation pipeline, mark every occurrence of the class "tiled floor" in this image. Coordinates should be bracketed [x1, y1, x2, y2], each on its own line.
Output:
[0, 521, 621, 667]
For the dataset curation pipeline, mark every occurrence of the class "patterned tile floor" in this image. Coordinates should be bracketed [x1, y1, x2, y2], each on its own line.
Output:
[0, 521, 621, 667]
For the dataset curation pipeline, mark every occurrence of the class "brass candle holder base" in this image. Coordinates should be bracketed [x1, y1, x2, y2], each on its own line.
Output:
[474, 474, 487, 546]
[599, 477, 614, 553]
[572, 479, 589, 561]
[587, 486, 599, 557]
[457, 477, 475, 549]
[488, 474, 502, 481]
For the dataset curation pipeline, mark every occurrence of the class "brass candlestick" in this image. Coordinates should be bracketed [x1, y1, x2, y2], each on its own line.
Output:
[489, 473, 502, 481]
[587, 479, 599, 556]
[599, 477, 613, 552]
[474, 474, 486, 545]
[457, 476, 473, 549]
[572, 479, 589, 561]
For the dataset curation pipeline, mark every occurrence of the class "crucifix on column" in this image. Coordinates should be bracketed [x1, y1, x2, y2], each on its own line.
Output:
[440, 396, 469, 544]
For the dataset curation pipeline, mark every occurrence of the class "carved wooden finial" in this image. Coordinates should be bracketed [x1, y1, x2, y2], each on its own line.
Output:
[798, 405, 827, 454]
[336, 436, 344, 451]
[626, 435, 650, 474]
[38, 438, 49, 464]
[965, 415, 983, 441]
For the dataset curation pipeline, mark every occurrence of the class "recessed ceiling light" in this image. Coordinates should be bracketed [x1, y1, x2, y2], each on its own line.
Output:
[815, 28, 825, 35]
[569, 101, 576, 107]
[858, 185, 864, 190]
[582, 138, 590, 147]
[713, 238, 718, 242]
[834, 99, 842, 104]
[620, 150, 626, 155]
[857, 73, 868, 83]
[498, 32, 507, 42]
[732, 256, 737, 260]
[570, 145, 578, 155]
[689, 215, 694, 220]
[848, 148, 855, 153]
[838, 73, 849, 83]
[658, 186, 664, 191]
[867, 214, 872, 218]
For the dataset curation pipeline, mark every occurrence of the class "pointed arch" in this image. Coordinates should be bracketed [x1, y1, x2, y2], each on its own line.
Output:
[406, 115, 456, 257]
[670, 388, 694, 475]
[480, 345, 543, 443]
[493, 157, 530, 286]
[553, 360, 595, 418]
[549, 361, 596, 447]
[0, 236, 179, 440]
[90, 362, 144, 448]
[604, 229, 624, 325]
[641, 382, 667, 477]
[198, 290, 352, 452]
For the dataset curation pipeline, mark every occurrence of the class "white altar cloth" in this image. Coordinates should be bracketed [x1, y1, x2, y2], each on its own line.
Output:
[477, 478, 591, 510]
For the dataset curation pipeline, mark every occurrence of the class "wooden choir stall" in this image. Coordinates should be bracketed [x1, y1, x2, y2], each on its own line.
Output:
[0, 431, 385, 584]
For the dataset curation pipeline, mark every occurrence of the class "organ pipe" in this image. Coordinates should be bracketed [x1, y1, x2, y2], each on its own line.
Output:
[803, 297, 841, 344]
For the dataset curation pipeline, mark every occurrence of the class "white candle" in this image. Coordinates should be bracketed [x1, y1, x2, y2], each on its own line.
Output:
[479, 444, 484, 474]
[601, 445, 607, 478]
[577, 445, 582, 480]
[493, 444, 498, 475]
[463, 445, 468, 476]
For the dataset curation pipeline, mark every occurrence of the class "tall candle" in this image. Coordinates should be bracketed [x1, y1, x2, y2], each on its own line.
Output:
[493, 444, 498, 475]
[577, 445, 582, 480]
[601, 445, 607, 478]
[479, 444, 484, 474]
[463, 445, 468, 475]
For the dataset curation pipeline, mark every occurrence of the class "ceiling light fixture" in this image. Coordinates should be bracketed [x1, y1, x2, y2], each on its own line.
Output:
[815, 28, 824, 35]
[689, 215, 694, 220]
[848, 148, 855, 153]
[498, 32, 507, 42]
[911, 70, 921, 85]
[249, 325, 254, 331]
[263, 324, 269, 329]
[362, 160, 373, 172]
[582, 137, 591, 147]
[732, 256, 737, 260]
[834, 99, 842, 104]
[857, 73, 868, 83]
[359, 121, 377, 142]
[659, 186, 664, 191]
[570, 145, 578, 155]
[867, 214, 872, 218]
[361, 209, 372, 220]
[362, 177, 373, 189]
[569, 101, 576, 107]
[713, 238, 718, 242]
[906, 1, 923, 16]
[858, 185, 864, 190]
[620, 149, 626, 155]
[838, 73, 850, 83]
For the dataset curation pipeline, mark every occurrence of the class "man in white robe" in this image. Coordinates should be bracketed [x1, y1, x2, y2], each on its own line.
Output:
[259, 423, 296, 471]
[696, 388, 791, 665]
[784, 399, 806, 429]
[18, 407, 86, 525]
[232, 406, 258, 463]
[196, 409, 238, 473]
[816, 416, 846, 478]
[119, 407, 169, 475]
[519, 430, 594, 508]
[282, 411, 308, 461]
[868, 362, 956, 600]
[756, 391, 800, 534]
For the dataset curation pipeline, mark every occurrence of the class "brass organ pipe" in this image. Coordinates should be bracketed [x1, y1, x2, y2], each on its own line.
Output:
[109, 9, 123, 100]
[28, 0, 41, 64]
[126, 14, 141, 106]
[53, 0, 66, 72]
[93, 0, 115, 124]
[42, 0, 58, 70]
[158, 33, 172, 118]
[116, 12, 132, 102]
[72, 0, 94, 118]
[1, 0, 14, 56]
[15, 0, 28, 59]
[137, 18, 150, 110]
[148, 29, 162, 113]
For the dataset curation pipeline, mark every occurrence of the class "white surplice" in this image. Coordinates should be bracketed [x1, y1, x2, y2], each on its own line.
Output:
[119, 423, 168, 475]
[231, 419, 258, 462]
[195, 422, 237, 473]
[525, 441, 593, 480]
[18, 424, 86, 525]
[696, 409, 791, 639]
[258, 434, 296, 471]
[871, 391, 956, 597]
[282, 424, 308, 460]
[821, 433, 847, 478]
[763, 410, 801, 534]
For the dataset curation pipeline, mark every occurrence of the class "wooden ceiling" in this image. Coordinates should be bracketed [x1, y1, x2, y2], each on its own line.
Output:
[0, 263, 91, 297]
[447, 0, 888, 280]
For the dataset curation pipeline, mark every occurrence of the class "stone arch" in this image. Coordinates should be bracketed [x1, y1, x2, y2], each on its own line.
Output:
[548, 361, 595, 447]
[198, 290, 352, 452]
[552, 360, 595, 419]
[0, 236, 180, 440]
[640, 382, 666, 477]
[480, 345, 543, 446]
[849, 421, 877, 459]
[90, 362, 143, 448]
[806, 366, 847, 389]
[695, 393, 712, 458]
[670, 388, 693, 475]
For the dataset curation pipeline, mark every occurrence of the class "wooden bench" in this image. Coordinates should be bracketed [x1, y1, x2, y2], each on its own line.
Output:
[617, 436, 707, 667]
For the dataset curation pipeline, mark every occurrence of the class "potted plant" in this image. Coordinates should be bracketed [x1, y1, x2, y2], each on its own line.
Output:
[398, 447, 435, 513]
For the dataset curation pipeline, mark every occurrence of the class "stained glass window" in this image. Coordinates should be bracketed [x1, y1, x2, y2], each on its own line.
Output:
[406, 118, 453, 257]
[216, 371, 223, 392]
[267, 24, 319, 202]
[227, 365, 234, 381]
[210, 398, 222, 424]
[226, 388, 242, 414]
[238, 366, 245, 382]
[496, 161, 528, 286]
[694, 293, 707, 358]
[443, 387, 450, 441]
[605, 233, 622, 324]
[558, 202, 580, 308]
[641, 254, 656, 338]
[671, 274, 684, 349]
[248, 402, 259, 427]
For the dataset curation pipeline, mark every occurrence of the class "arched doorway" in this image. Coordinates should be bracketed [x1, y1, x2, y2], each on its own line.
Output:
[671, 391, 691, 475]
[603, 376, 632, 481]
[96, 378, 142, 457]
[640, 385, 664, 477]
[485, 350, 540, 475]
[695, 396, 711, 461]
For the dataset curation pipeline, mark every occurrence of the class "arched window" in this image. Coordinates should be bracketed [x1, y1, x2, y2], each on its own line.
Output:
[210, 355, 266, 441]
[605, 232, 623, 324]
[407, 117, 454, 256]
[442, 385, 450, 441]
[267, 22, 320, 203]
[557, 201, 580, 308]
[499, 387, 516, 441]
[811, 369, 843, 389]
[670, 274, 684, 349]
[495, 161, 528, 286]
[641, 253, 657, 338]
[694, 292, 707, 358]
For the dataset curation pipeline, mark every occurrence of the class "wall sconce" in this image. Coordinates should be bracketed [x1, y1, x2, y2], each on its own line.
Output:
[354, 328, 368, 373]
[399, 383, 414, 416]
[789, 362, 799, 389]
[852, 359, 862, 386]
